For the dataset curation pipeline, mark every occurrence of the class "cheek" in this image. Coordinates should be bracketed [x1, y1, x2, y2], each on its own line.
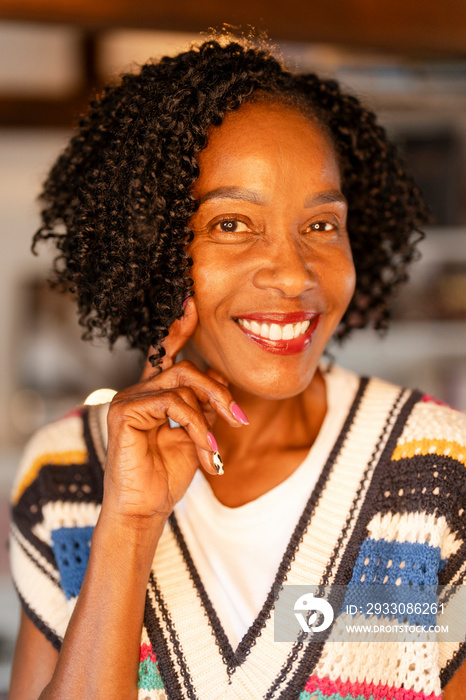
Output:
[190, 261, 227, 317]
[188, 252, 240, 350]
[322, 248, 356, 309]
[189, 243, 246, 311]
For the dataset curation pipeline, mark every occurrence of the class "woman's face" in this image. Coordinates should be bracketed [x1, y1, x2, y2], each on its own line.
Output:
[188, 101, 356, 399]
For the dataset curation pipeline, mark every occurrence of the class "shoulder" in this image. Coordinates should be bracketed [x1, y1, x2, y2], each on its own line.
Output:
[388, 393, 466, 511]
[9, 404, 109, 648]
[365, 389, 465, 569]
[343, 365, 466, 448]
[395, 394, 466, 452]
[11, 407, 90, 506]
[333, 368, 466, 536]
[10, 402, 109, 520]
[359, 379, 466, 510]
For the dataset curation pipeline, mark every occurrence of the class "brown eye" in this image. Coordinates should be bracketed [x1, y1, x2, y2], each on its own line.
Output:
[213, 219, 251, 234]
[310, 221, 333, 232]
[220, 220, 239, 232]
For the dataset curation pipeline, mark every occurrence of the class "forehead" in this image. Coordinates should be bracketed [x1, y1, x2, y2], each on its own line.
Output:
[193, 101, 340, 193]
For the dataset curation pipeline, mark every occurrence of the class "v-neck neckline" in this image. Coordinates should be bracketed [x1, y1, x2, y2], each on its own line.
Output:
[168, 371, 366, 666]
[148, 377, 371, 677]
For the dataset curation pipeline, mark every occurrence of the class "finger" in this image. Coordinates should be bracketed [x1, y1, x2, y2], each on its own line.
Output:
[141, 297, 198, 380]
[146, 360, 249, 427]
[194, 367, 228, 429]
[200, 399, 217, 429]
[111, 389, 221, 475]
[153, 387, 221, 476]
[173, 387, 222, 476]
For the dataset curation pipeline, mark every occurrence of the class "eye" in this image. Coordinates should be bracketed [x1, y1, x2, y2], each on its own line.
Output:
[213, 219, 251, 234]
[307, 221, 335, 233]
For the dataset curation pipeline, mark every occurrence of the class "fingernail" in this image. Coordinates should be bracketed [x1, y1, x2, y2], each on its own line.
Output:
[182, 296, 189, 309]
[213, 451, 224, 475]
[230, 403, 249, 425]
[207, 431, 218, 452]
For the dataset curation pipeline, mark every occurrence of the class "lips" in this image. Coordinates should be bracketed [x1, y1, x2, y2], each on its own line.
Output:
[233, 312, 320, 355]
[238, 318, 311, 340]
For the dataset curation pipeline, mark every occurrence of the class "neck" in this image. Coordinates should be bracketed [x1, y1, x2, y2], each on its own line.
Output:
[204, 368, 327, 505]
[228, 370, 325, 449]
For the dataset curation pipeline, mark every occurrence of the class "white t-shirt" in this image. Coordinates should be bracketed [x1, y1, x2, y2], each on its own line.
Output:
[174, 365, 359, 649]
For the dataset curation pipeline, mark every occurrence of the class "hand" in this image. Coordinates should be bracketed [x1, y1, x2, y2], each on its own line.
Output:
[102, 298, 247, 526]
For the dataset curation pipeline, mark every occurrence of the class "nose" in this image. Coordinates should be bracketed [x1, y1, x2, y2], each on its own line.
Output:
[251, 232, 316, 298]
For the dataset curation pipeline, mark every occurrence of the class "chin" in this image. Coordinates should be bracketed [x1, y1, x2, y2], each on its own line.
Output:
[229, 366, 318, 400]
[188, 336, 322, 399]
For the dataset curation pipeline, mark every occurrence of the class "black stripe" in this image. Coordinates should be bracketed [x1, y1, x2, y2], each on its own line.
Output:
[275, 387, 422, 700]
[169, 513, 236, 669]
[13, 582, 62, 652]
[331, 388, 416, 586]
[264, 377, 371, 700]
[374, 454, 465, 525]
[440, 540, 466, 587]
[11, 470, 62, 572]
[10, 507, 58, 570]
[239, 376, 369, 668]
[331, 388, 422, 581]
[10, 525, 60, 587]
[440, 640, 466, 689]
[145, 573, 197, 700]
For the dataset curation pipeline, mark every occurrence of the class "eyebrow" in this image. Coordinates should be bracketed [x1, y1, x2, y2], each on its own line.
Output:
[304, 190, 347, 208]
[197, 186, 347, 208]
[198, 186, 266, 206]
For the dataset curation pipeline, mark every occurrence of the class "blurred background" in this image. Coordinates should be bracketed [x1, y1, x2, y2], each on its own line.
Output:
[1, 0, 466, 692]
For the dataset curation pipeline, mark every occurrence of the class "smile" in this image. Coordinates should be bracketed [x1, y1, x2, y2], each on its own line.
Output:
[237, 318, 311, 340]
[234, 313, 320, 355]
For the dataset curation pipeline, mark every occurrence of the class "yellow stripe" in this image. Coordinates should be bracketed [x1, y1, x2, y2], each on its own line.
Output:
[12, 450, 88, 504]
[392, 439, 466, 467]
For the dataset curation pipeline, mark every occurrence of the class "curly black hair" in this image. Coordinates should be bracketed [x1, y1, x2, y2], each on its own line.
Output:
[33, 38, 430, 366]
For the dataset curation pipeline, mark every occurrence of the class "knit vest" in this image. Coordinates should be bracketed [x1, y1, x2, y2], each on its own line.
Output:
[10, 369, 466, 699]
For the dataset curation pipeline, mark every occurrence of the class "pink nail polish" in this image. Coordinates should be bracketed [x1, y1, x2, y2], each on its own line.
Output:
[207, 431, 218, 452]
[182, 296, 189, 309]
[230, 403, 249, 425]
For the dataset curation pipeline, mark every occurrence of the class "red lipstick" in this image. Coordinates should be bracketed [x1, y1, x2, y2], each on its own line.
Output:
[236, 312, 317, 323]
[234, 313, 320, 355]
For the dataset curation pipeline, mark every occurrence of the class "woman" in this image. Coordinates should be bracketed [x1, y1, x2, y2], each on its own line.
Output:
[8, 38, 465, 699]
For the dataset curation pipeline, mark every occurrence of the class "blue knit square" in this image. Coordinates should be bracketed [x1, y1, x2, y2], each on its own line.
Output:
[343, 538, 443, 626]
[350, 538, 442, 587]
[51, 526, 94, 599]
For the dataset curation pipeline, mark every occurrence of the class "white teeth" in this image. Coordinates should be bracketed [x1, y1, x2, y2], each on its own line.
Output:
[260, 323, 270, 339]
[282, 324, 294, 340]
[238, 317, 313, 340]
